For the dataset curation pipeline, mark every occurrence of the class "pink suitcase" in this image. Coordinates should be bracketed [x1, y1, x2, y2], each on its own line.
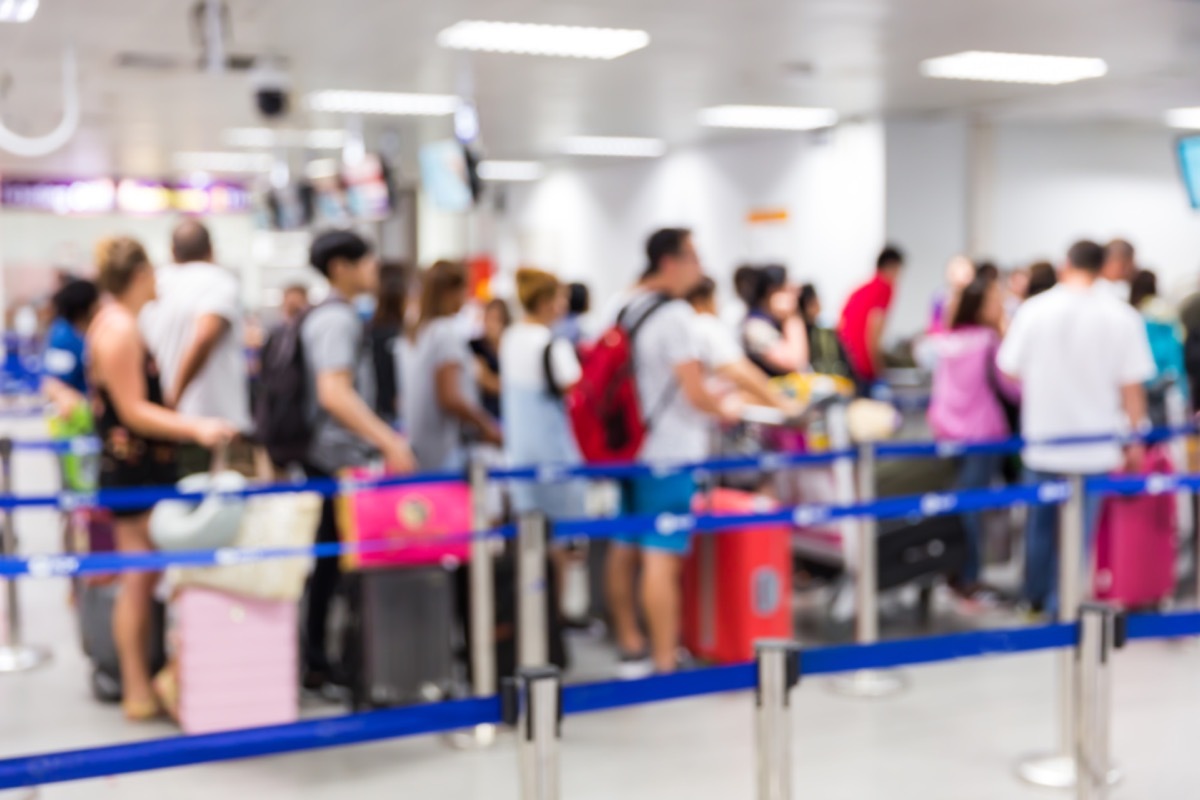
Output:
[175, 588, 298, 734]
[1093, 448, 1177, 609]
[337, 469, 472, 571]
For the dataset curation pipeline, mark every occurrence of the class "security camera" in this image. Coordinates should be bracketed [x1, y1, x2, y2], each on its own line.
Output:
[251, 61, 290, 119]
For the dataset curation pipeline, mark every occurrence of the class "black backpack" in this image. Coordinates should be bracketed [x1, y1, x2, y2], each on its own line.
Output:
[255, 301, 345, 466]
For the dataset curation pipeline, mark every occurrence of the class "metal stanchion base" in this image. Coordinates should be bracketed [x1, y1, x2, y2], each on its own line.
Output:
[828, 669, 906, 698]
[1014, 753, 1121, 789]
[445, 723, 497, 751]
[0, 645, 51, 673]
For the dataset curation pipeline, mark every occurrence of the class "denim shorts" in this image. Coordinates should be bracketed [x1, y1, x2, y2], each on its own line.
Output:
[612, 473, 697, 555]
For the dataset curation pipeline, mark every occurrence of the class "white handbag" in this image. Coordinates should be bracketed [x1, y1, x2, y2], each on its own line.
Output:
[149, 469, 247, 552]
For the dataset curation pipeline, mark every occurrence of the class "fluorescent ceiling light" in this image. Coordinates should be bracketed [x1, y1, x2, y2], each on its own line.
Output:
[562, 136, 665, 158]
[1165, 108, 1200, 130]
[699, 105, 838, 131]
[307, 91, 459, 116]
[437, 20, 649, 60]
[223, 128, 346, 149]
[478, 160, 544, 182]
[172, 151, 273, 174]
[0, 0, 38, 23]
[919, 51, 1107, 85]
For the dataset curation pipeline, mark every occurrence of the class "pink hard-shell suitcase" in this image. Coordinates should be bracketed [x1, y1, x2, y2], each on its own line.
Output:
[337, 468, 472, 570]
[175, 588, 298, 734]
[1093, 448, 1177, 609]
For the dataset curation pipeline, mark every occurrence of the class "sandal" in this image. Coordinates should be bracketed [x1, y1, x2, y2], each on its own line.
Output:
[122, 696, 162, 722]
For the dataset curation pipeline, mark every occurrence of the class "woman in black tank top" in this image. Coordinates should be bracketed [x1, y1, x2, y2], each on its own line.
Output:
[87, 237, 235, 721]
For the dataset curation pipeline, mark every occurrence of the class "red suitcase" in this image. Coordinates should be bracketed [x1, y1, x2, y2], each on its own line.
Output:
[1093, 448, 1177, 609]
[682, 489, 793, 664]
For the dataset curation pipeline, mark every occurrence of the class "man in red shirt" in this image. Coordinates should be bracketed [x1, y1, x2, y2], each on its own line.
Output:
[838, 245, 905, 391]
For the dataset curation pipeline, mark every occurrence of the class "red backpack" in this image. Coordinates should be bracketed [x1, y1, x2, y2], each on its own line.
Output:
[565, 295, 672, 463]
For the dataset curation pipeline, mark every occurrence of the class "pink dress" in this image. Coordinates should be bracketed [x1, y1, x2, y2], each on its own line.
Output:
[927, 327, 1019, 442]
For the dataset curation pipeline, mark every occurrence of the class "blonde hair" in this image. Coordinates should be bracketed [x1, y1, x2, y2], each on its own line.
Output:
[515, 267, 560, 314]
[95, 236, 149, 295]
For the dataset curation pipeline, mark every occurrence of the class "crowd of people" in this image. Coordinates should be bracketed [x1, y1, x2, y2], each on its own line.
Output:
[30, 217, 1200, 715]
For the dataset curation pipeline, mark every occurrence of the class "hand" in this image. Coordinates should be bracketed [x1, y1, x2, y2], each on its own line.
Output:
[1124, 442, 1146, 474]
[192, 418, 237, 449]
[482, 421, 504, 447]
[53, 391, 82, 420]
[381, 437, 417, 474]
[718, 393, 746, 426]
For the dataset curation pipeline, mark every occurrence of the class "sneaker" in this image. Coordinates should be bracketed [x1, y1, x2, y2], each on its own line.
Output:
[615, 650, 653, 680]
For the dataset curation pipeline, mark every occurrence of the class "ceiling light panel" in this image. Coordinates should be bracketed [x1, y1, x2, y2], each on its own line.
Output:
[0, 0, 38, 23]
[307, 91, 459, 116]
[477, 160, 544, 182]
[562, 136, 665, 158]
[1166, 108, 1200, 130]
[223, 128, 347, 149]
[438, 20, 649, 60]
[919, 51, 1107, 85]
[700, 105, 838, 130]
[172, 151, 273, 174]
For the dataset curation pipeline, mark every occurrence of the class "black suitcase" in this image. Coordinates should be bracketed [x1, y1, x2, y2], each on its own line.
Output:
[78, 582, 166, 703]
[339, 566, 461, 711]
[876, 514, 968, 591]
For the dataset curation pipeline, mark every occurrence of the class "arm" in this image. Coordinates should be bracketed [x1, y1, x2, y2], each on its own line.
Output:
[474, 355, 501, 396]
[716, 359, 790, 410]
[435, 363, 502, 444]
[865, 309, 886, 377]
[169, 313, 229, 407]
[91, 320, 208, 443]
[676, 360, 728, 419]
[316, 368, 410, 457]
[1121, 382, 1150, 472]
[42, 376, 85, 418]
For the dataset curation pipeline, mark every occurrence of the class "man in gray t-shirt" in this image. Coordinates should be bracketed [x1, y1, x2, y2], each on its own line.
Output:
[297, 230, 415, 690]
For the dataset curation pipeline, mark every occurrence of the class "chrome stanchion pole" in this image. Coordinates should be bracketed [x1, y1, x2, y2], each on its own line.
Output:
[832, 440, 904, 697]
[0, 437, 50, 673]
[466, 458, 497, 747]
[515, 666, 562, 800]
[517, 512, 549, 669]
[755, 640, 801, 800]
[1017, 475, 1118, 788]
[1075, 604, 1124, 800]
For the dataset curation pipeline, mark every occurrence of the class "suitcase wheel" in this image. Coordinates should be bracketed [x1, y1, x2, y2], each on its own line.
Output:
[90, 667, 122, 704]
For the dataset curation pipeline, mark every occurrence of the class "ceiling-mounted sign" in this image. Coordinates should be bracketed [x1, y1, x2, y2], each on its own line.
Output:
[0, 175, 250, 216]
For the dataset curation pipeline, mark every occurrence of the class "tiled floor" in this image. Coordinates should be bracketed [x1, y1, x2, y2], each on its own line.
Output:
[2, 421, 1199, 799]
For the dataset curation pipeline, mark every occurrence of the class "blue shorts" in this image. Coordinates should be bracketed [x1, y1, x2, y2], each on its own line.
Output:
[612, 473, 697, 555]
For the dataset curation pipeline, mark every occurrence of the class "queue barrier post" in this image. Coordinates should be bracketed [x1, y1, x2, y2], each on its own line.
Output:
[755, 639, 801, 800]
[1075, 604, 1124, 800]
[517, 512, 550, 670]
[466, 458, 497, 748]
[832, 439, 904, 698]
[0, 437, 50, 674]
[508, 665, 563, 800]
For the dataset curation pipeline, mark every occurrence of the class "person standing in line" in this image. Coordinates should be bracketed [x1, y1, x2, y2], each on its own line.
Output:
[798, 283, 856, 382]
[299, 231, 416, 692]
[139, 220, 252, 474]
[367, 264, 407, 426]
[739, 265, 808, 377]
[281, 284, 310, 324]
[927, 274, 1018, 603]
[43, 279, 99, 419]
[1026, 261, 1058, 300]
[401, 260, 502, 472]
[469, 298, 511, 424]
[1098, 238, 1136, 301]
[553, 282, 591, 346]
[998, 240, 1154, 614]
[721, 264, 760, 333]
[605, 228, 735, 677]
[838, 245, 905, 394]
[1129, 269, 1189, 424]
[87, 237, 236, 719]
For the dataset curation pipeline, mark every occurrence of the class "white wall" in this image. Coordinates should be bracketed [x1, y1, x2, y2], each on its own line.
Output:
[977, 122, 1200, 296]
[497, 122, 887, 318]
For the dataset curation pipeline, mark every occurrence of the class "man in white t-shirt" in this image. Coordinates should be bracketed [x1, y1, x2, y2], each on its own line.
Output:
[998, 239, 1154, 613]
[605, 228, 734, 677]
[140, 221, 251, 471]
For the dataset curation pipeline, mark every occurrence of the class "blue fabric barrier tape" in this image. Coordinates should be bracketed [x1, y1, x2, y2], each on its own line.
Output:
[0, 696, 503, 790]
[1087, 473, 1200, 497]
[488, 448, 856, 483]
[1124, 610, 1200, 641]
[562, 664, 757, 715]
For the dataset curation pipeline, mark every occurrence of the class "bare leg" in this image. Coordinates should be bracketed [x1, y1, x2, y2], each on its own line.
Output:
[112, 513, 159, 716]
[641, 550, 682, 672]
[605, 542, 645, 654]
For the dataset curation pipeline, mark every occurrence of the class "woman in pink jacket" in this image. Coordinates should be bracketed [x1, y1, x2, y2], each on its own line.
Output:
[927, 273, 1019, 596]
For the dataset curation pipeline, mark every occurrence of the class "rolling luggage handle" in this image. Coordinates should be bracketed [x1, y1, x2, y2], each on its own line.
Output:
[0, 437, 52, 673]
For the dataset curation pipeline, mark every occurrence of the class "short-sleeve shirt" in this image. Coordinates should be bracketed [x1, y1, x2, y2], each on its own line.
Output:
[139, 262, 251, 431]
[615, 290, 709, 464]
[997, 283, 1155, 474]
[837, 275, 894, 383]
[302, 298, 377, 473]
[43, 318, 87, 394]
[400, 316, 478, 471]
[692, 313, 743, 370]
